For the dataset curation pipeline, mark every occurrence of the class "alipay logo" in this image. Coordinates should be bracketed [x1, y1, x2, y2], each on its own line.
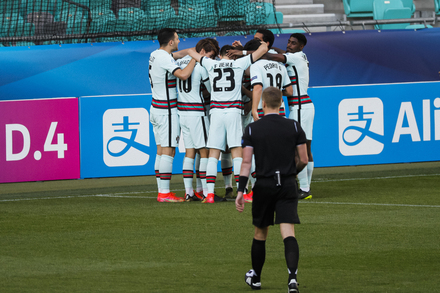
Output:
[103, 108, 150, 167]
[338, 98, 384, 156]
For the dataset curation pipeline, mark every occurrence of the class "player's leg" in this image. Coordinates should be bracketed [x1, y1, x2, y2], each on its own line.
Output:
[205, 148, 221, 203]
[198, 148, 209, 197]
[183, 148, 196, 201]
[157, 113, 183, 202]
[221, 150, 233, 191]
[155, 145, 162, 193]
[205, 113, 226, 203]
[230, 146, 243, 190]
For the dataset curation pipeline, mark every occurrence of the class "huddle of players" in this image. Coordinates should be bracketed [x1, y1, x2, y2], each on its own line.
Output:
[149, 28, 314, 203]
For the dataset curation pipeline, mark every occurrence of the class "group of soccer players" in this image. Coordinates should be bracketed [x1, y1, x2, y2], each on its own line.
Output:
[148, 27, 314, 203]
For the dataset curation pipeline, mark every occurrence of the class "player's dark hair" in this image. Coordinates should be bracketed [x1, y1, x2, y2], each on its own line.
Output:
[196, 38, 219, 57]
[262, 87, 282, 109]
[243, 38, 261, 51]
[290, 33, 307, 47]
[220, 44, 234, 57]
[158, 28, 176, 46]
[256, 28, 274, 49]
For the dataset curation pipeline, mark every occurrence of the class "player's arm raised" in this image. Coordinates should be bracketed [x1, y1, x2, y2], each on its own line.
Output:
[187, 48, 203, 63]
[172, 58, 196, 81]
[250, 41, 269, 62]
[172, 48, 193, 60]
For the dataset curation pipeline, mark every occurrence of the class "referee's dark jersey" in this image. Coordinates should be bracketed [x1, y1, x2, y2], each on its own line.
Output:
[242, 114, 306, 178]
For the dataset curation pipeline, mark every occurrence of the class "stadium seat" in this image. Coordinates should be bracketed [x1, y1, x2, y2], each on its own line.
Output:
[436, 0, 440, 15]
[373, 0, 412, 29]
[246, 2, 283, 34]
[0, 13, 23, 36]
[400, 0, 416, 14]
[405, 24, 433, 29]
[90, 8, 116, 34]
[282, 28, 306, 34]
[342, 0, 375, 17]
[216, 0, 248, 24]
[166, 0, 218, 37]
[112, 0, 141, 17]
[142, 0, 176, 30]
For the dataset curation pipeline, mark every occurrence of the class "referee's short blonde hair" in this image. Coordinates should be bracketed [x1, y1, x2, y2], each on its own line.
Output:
[262, 87, 282, 109]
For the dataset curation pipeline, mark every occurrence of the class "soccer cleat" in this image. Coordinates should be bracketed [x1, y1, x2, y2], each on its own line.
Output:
[298, 190, 312, 200]
[194, 191, 204, 200]
[245, 269, 261, 290]
[185, 194, 200, 202]
[224, 187, 235, 199]
[243, 190, 253, 203]
[157, 192, 184, 202]
[202, 193, 215, 203]
[214, 192, 227, 202]
[288, 279, 299, 293]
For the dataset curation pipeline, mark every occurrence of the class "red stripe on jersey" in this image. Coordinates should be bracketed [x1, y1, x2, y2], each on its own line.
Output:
[210, 100, 243, 110]
[167, 79, 177, 88]
[152, 98, 177, 109]
[288, 95, 312, 106]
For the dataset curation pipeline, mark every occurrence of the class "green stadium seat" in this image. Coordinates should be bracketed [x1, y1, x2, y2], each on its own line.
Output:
[216, 0, 247, 24]
[342, 0, 375, 17]
[436, 0, 440, 15]
[373, 0, 412, 30]
[142, 1, 176, 30]
[282, 28, 306, 34]
[343, 0, 415, 18]
[90, 8, 116, 34]
[400, 0, 416, 14]
[0, 13, 23, 36]
[405, 24, 433, 29]
[166, 0, 218, 37]
[246, 2, 283, 34]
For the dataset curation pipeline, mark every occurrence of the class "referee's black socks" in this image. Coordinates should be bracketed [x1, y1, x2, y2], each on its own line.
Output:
[251, 238, 266, 282]
[284, 236, 299, 282]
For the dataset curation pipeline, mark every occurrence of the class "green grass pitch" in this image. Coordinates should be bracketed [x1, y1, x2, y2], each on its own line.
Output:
[1, 162, 439, 292]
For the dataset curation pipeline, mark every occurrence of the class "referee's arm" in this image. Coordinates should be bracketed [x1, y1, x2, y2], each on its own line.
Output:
[236, 146, 253, 213]
[296, 143, 308, 173]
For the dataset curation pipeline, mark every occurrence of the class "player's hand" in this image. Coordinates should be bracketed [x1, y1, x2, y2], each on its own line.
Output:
[232, 40, 243, 47]
[252, 110, 260, 122]
[226, 49, 243, 59]
[236, 192, 245, 213]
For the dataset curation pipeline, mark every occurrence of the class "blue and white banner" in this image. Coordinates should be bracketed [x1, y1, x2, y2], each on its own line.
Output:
[311, 81, 440, 167]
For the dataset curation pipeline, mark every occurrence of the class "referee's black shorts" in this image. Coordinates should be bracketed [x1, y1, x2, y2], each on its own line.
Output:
[252, 176, 300, 228]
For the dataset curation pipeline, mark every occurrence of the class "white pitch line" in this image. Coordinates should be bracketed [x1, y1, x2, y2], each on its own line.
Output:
[1, 193, 439, 208]
[299, 201, 440, 208]
[312, 173, 440, 183]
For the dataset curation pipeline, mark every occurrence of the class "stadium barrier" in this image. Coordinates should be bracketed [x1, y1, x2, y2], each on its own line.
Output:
[1, 29, 440, 183]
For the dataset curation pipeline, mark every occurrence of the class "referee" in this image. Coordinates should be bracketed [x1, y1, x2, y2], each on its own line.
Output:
[236, 87, 308, 292]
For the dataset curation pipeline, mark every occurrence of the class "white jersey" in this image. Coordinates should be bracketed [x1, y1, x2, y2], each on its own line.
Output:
[200, 55, 253, 114]
[250, 59, 291, 117]
[176, 55, 210, 117]
[284, 51, 311, 107]
[148, 49, 180, 115]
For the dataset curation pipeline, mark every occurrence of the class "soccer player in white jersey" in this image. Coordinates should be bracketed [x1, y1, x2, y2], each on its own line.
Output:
[244, 39, 293, 121]
[187, 41, 269, 203]
[230, 33, 315, 200]
[266, 33, 314, 200]
[149, 28, 196, 203]
[176, 38, 219, 201]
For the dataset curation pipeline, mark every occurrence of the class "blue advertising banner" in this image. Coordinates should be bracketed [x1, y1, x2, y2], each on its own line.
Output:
[80, 94, 191, 179]
[1, 28, 440, 100]
[310, 81, 440, 167]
